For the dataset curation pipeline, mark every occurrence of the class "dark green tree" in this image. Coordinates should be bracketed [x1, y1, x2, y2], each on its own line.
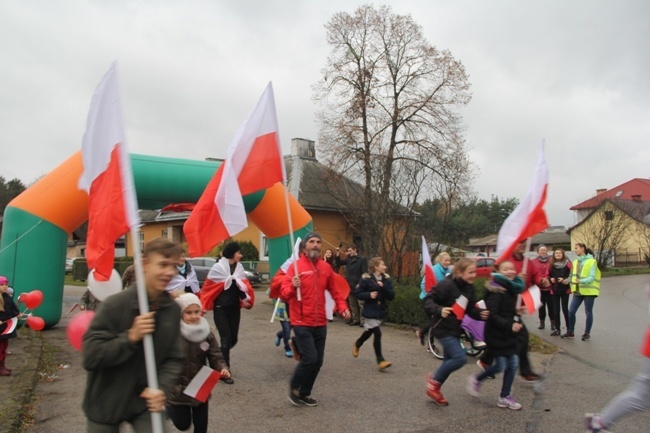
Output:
[0, 176, 27, 215]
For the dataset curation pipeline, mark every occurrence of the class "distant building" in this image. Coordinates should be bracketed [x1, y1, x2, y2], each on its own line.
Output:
[568, 179, 650, 266]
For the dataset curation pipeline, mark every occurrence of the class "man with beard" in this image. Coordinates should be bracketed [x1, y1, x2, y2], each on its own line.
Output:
[281, 232, 351, 407]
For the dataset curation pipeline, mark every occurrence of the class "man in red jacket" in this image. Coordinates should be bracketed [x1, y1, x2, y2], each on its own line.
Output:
[281, 232, 350, 407]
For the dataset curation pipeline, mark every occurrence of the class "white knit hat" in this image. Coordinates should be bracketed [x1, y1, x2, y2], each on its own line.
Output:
[175, 293, 202, 312]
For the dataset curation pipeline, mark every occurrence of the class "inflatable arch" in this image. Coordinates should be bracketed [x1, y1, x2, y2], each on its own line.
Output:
[0, 152, 312, 327]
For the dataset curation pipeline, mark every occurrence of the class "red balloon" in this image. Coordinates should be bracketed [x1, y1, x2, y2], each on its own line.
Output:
[26, 315, 45, 331]
[23, 290, 44, 310]
[67, 311, 95, 351]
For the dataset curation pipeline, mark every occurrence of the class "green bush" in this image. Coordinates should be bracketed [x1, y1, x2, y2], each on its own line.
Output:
[385, 283, 428, 327]
[384, 277, 489, 327]
[72, 257, 134, 282]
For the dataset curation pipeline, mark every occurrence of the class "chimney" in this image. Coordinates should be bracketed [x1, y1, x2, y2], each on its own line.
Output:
[596, 188, 607, 195]
[291, 138, 316, 160]
[631, 194, 642, 201]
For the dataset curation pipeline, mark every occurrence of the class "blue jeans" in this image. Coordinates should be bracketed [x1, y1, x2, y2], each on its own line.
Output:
[290, 326, 327, 397]
[477, 354, 519, 398]
[568, 295, 595, 334]
[433, 336, 467, 384]
[276, 321, 292, 350]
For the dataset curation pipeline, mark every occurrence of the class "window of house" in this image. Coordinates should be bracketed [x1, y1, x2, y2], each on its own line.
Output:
[260, 234, 269, 261]
[604, 210, 614, 221]
[139, 232, 145, 254]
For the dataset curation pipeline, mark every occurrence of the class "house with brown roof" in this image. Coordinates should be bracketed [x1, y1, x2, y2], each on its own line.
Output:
[568, 179, 650, 266]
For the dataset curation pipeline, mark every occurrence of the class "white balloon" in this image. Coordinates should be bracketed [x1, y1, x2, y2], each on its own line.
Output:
[88, 268, 122, 301]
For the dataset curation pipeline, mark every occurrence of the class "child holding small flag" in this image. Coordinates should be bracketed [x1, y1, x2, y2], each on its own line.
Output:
[0, 276, 20, 376]
[423, 258, 488, 405]
[466, 260, 524, 410]
[167, 293, 230, 433]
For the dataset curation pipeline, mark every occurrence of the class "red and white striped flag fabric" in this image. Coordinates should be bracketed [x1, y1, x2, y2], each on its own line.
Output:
[78, 62, 140, 281]
[421, 236, 437, 294]
[183, 365, 222, 403]
[184, 82, 286, 257]
[520, 285, 542, 315]
[452, 294, 468, 320]
[496, 142, 549, 262]
[1, 317, 18, 336]
[476, 300, 486, 309]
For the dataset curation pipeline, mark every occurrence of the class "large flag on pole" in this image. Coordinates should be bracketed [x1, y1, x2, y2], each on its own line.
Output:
[496, 142, 549, 261]
[421, 236, 437, 294]
[184, 82, 286, 257]
[78, 63, 140, 281]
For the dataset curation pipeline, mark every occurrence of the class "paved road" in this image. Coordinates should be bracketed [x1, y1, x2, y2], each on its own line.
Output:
[23, 276, 650, 432]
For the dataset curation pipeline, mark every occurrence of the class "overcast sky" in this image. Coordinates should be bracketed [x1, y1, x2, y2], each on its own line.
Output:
[1, 0, 649, 228]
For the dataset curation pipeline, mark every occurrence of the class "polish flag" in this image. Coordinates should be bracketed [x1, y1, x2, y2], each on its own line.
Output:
[520, 285, 542, 315]
[421, 236, 437, 294]
[183, 365, 222, 403]
[184, 83, 286, 257]
[452, 294, 468, 320]
[1, 317, 18, 336]
[496, 142, 549, 262]
[78, 63, 140, 281]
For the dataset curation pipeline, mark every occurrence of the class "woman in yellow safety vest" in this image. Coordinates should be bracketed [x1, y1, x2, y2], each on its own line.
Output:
[562, 243, 601, 341]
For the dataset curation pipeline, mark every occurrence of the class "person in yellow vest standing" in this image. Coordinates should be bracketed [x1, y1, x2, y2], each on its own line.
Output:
[562, 243, 601, 340]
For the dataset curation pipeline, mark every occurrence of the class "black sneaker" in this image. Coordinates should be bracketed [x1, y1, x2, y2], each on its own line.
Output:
[581, 333, 590, 341]
[561, 332, 574, 339]
[550, 329, 560, 337]
[288, 389, 302, 406]
[300, 395, 318, 407]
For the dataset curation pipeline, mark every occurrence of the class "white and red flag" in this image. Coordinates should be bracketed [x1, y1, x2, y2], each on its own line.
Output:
[184, 82, 286, 257]
[1, 317, 18, 336]
[496, 142, 549, 262]
[183, 365, 222, 403]
[78, 63, 140, 281]
[520, 285, 542, 315]
[421, 236, 437, 294]
[452, 294, 468, 320]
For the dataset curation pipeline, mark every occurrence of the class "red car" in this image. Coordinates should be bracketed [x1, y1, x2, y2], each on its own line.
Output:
[474, 257, 496, 278]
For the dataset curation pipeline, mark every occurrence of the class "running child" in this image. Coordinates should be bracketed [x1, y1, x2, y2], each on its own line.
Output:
[423, 258, 488, 405]
[353, 257, 395, 370]
[466, 260, 524, 410]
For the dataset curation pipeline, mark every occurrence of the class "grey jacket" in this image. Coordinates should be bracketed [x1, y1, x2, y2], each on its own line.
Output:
[82, 286, 184, 424]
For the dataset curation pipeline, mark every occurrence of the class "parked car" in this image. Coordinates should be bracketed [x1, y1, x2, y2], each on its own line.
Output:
[475, 257, 496, 278]
[65, 257, 82, 274]
[187, 257, 262, 287]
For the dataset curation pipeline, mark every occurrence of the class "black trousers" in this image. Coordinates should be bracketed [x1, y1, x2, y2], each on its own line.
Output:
[213, 305, 241, 367]
[538, 290, 555, 327]
[167, 402, 209, 433]
[290, 325, 327, 397]
[551, 293, 570, 330]
[356, 326, 383, 361]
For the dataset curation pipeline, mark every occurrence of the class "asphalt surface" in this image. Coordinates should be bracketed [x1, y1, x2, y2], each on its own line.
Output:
[2, 275, 650, 432]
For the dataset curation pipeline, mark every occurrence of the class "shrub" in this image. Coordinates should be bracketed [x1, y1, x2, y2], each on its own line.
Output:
[385, 277, 489, 327]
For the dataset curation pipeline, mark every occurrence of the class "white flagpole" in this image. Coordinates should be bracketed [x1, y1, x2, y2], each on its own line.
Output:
[522, 237, 533, 276]
[130, 226, 164, 433]
[282, 184, 301, 301]
[270, 297, 281, 323]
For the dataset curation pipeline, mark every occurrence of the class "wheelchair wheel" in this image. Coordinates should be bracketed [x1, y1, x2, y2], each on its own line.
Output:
[427, 327, 444, 359]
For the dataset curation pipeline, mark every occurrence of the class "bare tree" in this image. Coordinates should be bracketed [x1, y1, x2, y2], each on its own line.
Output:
[573, 200, 632, 269]
[313, 4, 472, 258]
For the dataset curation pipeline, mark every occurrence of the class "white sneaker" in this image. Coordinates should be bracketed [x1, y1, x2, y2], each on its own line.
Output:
[473, 340, 487, 349]
[466, 375, 481, 397]
[497, 395, 522, 410]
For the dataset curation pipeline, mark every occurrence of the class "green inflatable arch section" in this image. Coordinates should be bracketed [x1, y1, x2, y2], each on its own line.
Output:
[0, 154, 311, 327]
